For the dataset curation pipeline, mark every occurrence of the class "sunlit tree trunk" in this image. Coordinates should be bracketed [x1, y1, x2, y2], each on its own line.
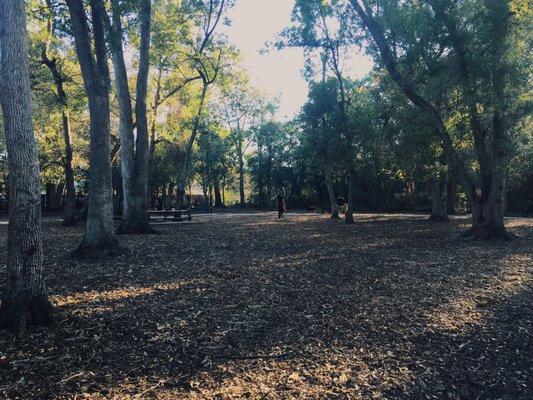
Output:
[107, 0, 153, 234]
[67, 0, 118, 257]
[0, 0, 52, 331]
[177, 83, 208, 209]
[41, 35, 77, 225]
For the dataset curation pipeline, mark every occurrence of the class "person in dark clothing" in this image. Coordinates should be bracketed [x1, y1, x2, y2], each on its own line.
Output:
[156, 197, 164, 210]
[277, 194, 286, 219]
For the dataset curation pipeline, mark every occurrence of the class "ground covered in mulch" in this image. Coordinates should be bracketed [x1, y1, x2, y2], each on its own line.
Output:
[0, 212, 531, 399]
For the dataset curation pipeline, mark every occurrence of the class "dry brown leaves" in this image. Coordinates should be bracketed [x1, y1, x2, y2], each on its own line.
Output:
[0, 212, 531, 399]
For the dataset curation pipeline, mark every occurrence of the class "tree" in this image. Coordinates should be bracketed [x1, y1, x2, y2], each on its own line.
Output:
[347, 0, 529, 239]
[174, 0, 230, 209]
[217, 84, 270, 207]
[0, 0, 52, 331]
[194, 122, 232, 206]
[279, 0, 360, 222]
[66, 0, 118, 256]
[38, 0, 78, 226]
[106, 0, 153, 234]
[299, 80, 345, 218]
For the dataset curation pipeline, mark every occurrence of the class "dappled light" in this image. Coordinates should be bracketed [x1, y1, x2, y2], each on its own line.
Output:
[0, 0, 531, 398]
[1, 213, 531, 398]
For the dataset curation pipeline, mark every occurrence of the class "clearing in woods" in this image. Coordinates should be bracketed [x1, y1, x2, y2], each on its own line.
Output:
[0, 213, 531, 399]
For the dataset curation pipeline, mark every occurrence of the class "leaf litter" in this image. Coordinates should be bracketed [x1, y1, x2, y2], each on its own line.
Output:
[0, 212, 531, 399]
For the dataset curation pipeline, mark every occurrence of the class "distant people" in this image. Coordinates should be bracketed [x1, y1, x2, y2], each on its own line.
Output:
[156, 197, 164, 210]
[277, 194, 286, 219]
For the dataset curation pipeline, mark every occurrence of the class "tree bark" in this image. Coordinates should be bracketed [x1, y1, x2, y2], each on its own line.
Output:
[106, 0, 153, 234]
[67, 0, 118, 257]
[345, 168, 355, 224]
[428, 175, 449, 222]
[214, 179, 223, 206]
[238, 135, 246, 208]
[325, 164, 339, 218]
[0, 0, 52, 331]
[61, 111, 77, 226]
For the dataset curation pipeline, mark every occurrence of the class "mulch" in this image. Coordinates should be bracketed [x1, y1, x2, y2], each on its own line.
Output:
[0, 212, 531, 399]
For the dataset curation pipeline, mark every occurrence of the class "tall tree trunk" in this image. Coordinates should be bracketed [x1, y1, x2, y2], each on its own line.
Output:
[257, 141, 265, 208]
[107, 0, 153, 234]
[214, 179, 223, 206]
[41, 30, 78, 225]
[177, 83, 208, 209]
[222, 177, 226, 205]
[460, 0, 513, 240]
[446, 175, 456, 215]
[429, 175, 449, 222]
[345, 169, 355, 224]
[0, 0, 52, 331]
[61, 111, 77, 226]
[238, 134, 245, 208]
[325, 164, 339, 218]
[67, 0, 118, 257]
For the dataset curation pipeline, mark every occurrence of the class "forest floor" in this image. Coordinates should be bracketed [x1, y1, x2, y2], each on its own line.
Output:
[0, 212, 531, 399]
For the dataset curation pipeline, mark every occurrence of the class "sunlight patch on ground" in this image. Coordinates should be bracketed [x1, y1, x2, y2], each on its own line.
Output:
[423, 254, 532, 332]
[51, 281, 194, 307]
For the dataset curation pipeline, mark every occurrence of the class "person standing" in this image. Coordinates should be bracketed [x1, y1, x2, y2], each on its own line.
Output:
[277, 194, 286, 219]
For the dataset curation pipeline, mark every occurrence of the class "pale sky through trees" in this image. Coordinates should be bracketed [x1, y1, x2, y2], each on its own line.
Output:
[223, 0, 373, 120]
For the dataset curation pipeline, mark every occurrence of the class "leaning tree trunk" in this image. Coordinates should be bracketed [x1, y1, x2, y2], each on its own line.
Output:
[345, 169, 355, 224]
[61, 111, 77, 226]
[67, 0, 118, 257]
[349, 0, 514, 241]
[325, 164, 339, 218]
[0, 0, 52, 331]
[428, 175, 449, 222]
[177, 82, 208, 209]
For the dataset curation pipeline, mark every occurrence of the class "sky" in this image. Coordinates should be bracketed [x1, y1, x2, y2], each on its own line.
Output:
[222, 0, 374, 120]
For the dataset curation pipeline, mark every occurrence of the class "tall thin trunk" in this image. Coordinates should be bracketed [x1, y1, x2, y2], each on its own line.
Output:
[61, 111, 77, 225]
[214, 179, 223, 206]
[41, 2, 77, 226]
[238, 134, 245, 208]
[325, 164, 339, 218]
[148, 66, 163, 200]
[0, 0, 52, 331]
[222, 177, 226, 204]
[67, 0, 118, 257]
[257, 140, 265, 208]
[345, 169, 355, 224]
[177, 82, 208, 209]
[107, 0, 153, 234]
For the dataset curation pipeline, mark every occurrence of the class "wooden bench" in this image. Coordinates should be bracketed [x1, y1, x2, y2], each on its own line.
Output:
[148, 208, 192, 221]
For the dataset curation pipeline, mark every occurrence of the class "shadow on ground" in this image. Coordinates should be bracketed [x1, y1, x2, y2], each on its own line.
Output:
[0, 213, 531, 399]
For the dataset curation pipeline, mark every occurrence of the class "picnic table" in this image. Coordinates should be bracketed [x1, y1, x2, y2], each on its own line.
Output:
[147, 207, 192, 221]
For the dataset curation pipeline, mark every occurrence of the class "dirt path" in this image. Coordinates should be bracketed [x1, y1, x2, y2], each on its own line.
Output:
[0, 213, 531, 399]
